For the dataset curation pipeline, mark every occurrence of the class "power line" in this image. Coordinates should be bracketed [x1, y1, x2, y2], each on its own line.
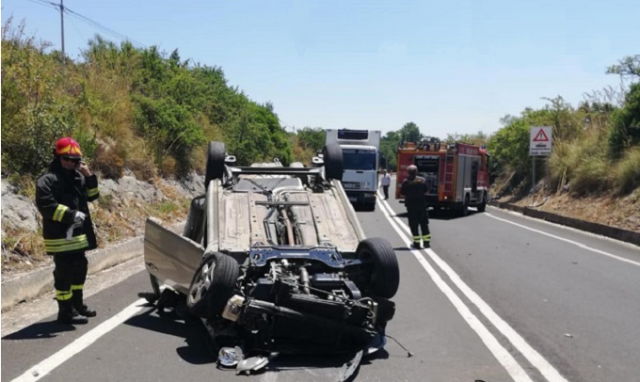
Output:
[22, 0, 146, 49]
[64, 7, 145, 48]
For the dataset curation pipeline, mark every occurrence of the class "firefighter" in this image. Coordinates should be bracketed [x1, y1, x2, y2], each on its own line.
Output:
[36, 137, 100, 324]
[399, 165, 431, 249]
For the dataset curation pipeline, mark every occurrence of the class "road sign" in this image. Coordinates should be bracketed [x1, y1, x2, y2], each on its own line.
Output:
[530, 126, 553, 156]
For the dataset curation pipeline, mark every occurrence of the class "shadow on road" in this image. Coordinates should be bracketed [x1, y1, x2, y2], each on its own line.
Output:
[124, 305, 217, 366]
[2, 320, 78, 340]
[124, 301, 390, 378]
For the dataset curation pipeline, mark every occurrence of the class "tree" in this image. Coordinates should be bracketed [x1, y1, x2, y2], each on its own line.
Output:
[296, 127, 326, 152]
[399, 122, 421, 142]
[607, 55, 640, 79]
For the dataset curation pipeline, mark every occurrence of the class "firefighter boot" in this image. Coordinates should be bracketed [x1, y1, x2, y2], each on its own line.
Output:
[57, 300, 88, 325]
[72, 290, 97, 317]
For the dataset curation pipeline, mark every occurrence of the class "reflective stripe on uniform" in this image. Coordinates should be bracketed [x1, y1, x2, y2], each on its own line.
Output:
[53, 205, 68, 222]
[422, 234, 432, 242]
[56, 290, 73, 301]
[45, 234, 88, 253]
[413, 235, 421, 243]
[87, 187, 99, 197]
[71, 284, 83, 290]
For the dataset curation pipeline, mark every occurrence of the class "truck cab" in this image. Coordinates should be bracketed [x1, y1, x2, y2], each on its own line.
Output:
[326, 129, 381, 211]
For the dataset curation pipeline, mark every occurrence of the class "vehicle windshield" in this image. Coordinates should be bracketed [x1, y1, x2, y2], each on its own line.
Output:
[342, 149, 377, 170]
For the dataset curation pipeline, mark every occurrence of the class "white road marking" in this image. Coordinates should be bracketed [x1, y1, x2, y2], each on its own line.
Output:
[376, 198, 534, 382]
[488, 206, 639, 250]
[11, 299, 147, 382]
[485, 212, 640, 268]
[378, 194, 570, 382]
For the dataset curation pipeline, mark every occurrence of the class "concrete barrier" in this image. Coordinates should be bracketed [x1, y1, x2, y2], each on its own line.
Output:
[1, 236, 144, 312]
[489, 200, 640, 247]
[1, 222, 185, 312]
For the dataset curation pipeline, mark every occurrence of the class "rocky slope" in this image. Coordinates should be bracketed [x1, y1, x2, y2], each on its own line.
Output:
[1, 171, 205, 275]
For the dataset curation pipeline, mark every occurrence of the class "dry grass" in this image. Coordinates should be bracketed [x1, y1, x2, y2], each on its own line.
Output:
[613, 146, 640, 195]
[507, 190, 640, 233]
[1, 226, 50, 274]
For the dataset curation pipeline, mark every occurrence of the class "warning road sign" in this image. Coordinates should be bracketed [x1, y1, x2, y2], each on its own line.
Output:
[530, 126, 553, 156]
[533, 129, 549, 142]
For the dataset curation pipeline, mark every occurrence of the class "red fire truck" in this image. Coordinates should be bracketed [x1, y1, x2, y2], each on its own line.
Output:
[395, 138, 491, 216]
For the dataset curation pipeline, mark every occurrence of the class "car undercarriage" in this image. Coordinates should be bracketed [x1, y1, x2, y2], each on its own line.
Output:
[142, 141, 400, 376]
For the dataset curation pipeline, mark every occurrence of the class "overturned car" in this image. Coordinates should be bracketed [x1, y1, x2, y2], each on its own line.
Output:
[143, 141, 399, 367]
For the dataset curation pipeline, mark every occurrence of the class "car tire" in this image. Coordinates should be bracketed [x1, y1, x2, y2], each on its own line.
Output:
[183, 194, 206, 243]
[322, 144, 343, 181]
[205, 141, 226, 189]
[187, 252, 239, 319]
[356, 237, 400, 299]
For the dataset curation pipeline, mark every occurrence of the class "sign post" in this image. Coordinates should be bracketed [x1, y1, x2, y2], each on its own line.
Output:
[529, 126, 553, 191]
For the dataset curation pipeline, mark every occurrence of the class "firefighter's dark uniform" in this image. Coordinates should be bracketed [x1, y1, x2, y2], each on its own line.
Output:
[400, 175, 431, 248]
[36, 158, 99, 322]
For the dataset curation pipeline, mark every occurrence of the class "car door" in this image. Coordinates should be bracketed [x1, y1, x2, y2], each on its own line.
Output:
[144, 218, 204, 295]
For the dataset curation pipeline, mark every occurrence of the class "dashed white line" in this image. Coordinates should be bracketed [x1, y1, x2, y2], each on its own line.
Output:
[11, 299, 147, 382]
[378, 194, 569, 382]
[485, 212, 640, 268]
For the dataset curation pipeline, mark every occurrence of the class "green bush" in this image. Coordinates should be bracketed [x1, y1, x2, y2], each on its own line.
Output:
[614, 146, 640, 195]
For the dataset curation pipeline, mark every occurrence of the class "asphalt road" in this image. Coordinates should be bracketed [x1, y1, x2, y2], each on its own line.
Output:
[3, 179, 640, 382]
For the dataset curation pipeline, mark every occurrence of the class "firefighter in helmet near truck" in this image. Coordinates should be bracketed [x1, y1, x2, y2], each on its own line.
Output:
[399, 164, 431, 249]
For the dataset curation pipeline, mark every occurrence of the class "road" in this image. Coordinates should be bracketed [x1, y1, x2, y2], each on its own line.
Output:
[3, 179, 640, 382]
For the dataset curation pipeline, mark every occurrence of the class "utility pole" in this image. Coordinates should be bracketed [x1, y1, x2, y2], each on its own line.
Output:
[59, 0, 65, 64]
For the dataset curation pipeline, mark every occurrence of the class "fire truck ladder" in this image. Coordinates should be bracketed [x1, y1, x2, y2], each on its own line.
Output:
[443, 154, 455, 194]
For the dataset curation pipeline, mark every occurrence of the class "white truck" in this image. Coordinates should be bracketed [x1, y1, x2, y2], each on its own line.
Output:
[325, 129, 381, 211]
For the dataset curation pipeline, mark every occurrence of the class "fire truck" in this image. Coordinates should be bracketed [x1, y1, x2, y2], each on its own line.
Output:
[395, 137, 490, 216]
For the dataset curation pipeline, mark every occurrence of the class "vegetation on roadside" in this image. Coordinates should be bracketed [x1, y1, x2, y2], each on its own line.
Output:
[1, 18, 295, 183]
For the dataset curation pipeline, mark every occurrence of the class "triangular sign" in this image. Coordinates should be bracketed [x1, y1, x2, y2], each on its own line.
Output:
[533, 129, 549, 142]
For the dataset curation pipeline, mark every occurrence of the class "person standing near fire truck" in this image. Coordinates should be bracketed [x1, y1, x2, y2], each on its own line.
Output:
[399, 165, 431, 249]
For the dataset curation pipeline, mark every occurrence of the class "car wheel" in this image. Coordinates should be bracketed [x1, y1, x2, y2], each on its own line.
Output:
[183, 194, 206, 243]
[356, 238, 400, 299]
[322, 144, 343, 181]
[205, 141, 226, 189]
[187, 252, 239, 319]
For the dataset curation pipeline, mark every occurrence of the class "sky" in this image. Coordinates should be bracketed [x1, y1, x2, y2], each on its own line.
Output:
[2, 0, 639, 138]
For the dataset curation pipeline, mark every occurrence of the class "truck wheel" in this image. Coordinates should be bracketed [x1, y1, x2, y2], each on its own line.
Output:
[205, 141, 226, 189]
[461, 194, 470, 217]
[322, 144, 343, 181]
[187, 252, 239, 319]
[477, 192, 487, 213]
[356, 238, 400, 299]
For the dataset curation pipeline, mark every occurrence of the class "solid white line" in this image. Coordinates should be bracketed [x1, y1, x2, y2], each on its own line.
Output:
[487, 206, 639, 249]
[375, 198, 534, 382]
[485, 212, 640, 268]
[11, 299, 147, 382]
[378, 194, 569, 382]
